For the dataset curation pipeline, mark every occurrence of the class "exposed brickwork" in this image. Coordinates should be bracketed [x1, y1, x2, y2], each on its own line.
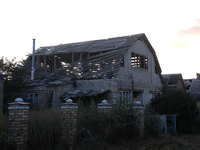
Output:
[133, 106, 145, 135]
[8, 98, 29, 150]
[61, 100, 78, 145]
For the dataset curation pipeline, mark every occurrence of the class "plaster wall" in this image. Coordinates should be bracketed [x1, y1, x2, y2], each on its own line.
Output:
[20, 79, 119, 108]
[116, 40, 162, 105]
[53, 79, 118, 105]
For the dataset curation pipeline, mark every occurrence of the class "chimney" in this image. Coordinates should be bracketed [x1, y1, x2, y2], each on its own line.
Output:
[31, 39, 35, 81]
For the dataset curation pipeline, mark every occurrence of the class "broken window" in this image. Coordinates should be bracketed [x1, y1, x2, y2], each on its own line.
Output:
[28, 93, 39, 105]
[131, 53, 148, 69]
[133, 91, 143, 104]
[119, 91, 130, 106]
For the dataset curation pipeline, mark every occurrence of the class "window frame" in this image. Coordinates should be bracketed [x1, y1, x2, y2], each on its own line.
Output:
[119, 91, 131, 106]
[28, 93, 39, 105]
[131, 53, 148, 69]
[150, 93, 157, 99]
[133, 91, 143, 104]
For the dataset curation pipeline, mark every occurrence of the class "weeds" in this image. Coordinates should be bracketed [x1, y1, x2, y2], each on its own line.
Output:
[27, 109, 62, 150]
[0, 114, 9, 149]
[1, 101, 200, 149]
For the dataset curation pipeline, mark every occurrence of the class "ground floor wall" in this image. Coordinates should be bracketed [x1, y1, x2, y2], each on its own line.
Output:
[19, 78, 162, 109]
[117, 79, 162, 105]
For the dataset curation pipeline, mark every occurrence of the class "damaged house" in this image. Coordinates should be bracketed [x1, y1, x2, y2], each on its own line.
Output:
[21, 33, 162, 109]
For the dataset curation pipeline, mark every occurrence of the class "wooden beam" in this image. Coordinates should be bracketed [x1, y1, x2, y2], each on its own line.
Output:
[54, 55, 56, 72]
[44, 56, 47, 72]
[79, 53, 82, 60]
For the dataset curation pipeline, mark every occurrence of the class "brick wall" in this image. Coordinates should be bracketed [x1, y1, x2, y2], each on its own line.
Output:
[61, 99, 78, 145]
[8, 98, 29, 150]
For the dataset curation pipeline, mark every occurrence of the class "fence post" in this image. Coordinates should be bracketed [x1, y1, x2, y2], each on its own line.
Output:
[133, 102, 145, 135]
[61, 99, 78, 145]
[8, 98, 30, 150]
[97, 99, 112, 114]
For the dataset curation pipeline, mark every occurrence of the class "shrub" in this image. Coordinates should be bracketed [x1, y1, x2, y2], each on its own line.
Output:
[27, 109, 62, 150]
[78, 101, 139, 144]
[0, 114, 9, 149]
[109, 105, 139, 141]
[144, 105, 160, 136]
[149, 87, 199, 134]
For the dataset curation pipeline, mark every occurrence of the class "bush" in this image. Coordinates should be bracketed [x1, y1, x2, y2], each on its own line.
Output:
[28, 109, 62, 150]
[77, 101, 139, 144]
[144, 105, 160, 136]
[0, 114, 9, 149]
[149, 87, 199, 134]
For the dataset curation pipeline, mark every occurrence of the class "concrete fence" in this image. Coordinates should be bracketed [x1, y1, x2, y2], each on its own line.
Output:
[7, 98, 145, 149]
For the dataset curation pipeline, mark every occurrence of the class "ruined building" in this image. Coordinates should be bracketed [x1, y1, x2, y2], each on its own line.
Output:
[20, 33, 162, 109]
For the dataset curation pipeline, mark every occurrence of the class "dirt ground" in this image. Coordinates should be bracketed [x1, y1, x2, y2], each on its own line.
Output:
[75, 134, 200, 150]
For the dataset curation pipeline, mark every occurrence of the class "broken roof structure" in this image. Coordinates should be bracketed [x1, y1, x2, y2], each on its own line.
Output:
[23, 33, 161, 85]
[21, 33, 163, 108]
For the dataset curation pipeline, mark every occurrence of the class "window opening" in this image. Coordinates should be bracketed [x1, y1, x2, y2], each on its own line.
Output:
[133, 91, 143, 104]
[131, 53, 148, 69]
[120, 91, 130, 106]
[120, 59, 124, 67]
[28, 93, 39, 105]
[150, 93, 157, 99]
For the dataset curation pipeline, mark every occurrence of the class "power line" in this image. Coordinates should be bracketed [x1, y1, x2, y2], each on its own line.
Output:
[170, 49, 200, 71]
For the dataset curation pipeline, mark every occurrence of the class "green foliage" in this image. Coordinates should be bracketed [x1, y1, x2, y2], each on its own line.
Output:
[107, 105, 138, 142]
[0, 57, 29, 108]
[0, 114, 9, 149]
[149, 87, 199, 133]
[28, 109, 62, 150]
[144, 105, 160, 136]
[78, 99, 99, 129]
[78, 101, 139, 143]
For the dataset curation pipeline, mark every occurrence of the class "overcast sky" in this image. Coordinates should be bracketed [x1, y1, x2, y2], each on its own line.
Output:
[1, 0, 200, 79]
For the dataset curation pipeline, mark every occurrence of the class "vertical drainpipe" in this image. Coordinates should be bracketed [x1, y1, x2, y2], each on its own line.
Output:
[31, 39, 35, 81]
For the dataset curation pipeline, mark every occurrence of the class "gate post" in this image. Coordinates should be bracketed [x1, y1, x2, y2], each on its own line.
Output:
[97, 99, 112, 115]
[133, 104, 145, 135]
[8, 98, 30, 150]
[61, 99, 78, 145]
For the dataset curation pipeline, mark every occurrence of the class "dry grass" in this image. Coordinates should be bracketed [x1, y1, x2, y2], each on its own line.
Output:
[74, 134, 200, 150]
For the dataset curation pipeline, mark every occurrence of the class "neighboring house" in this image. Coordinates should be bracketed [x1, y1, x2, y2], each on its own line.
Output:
[20, 33, 163, 109]
[184, 73, 200, 107]
[161, 74, 186, 92]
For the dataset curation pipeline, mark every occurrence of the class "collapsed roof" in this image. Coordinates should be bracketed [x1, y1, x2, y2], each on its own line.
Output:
[23, 33, 161, 84]
[62, 89, 109, 100]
